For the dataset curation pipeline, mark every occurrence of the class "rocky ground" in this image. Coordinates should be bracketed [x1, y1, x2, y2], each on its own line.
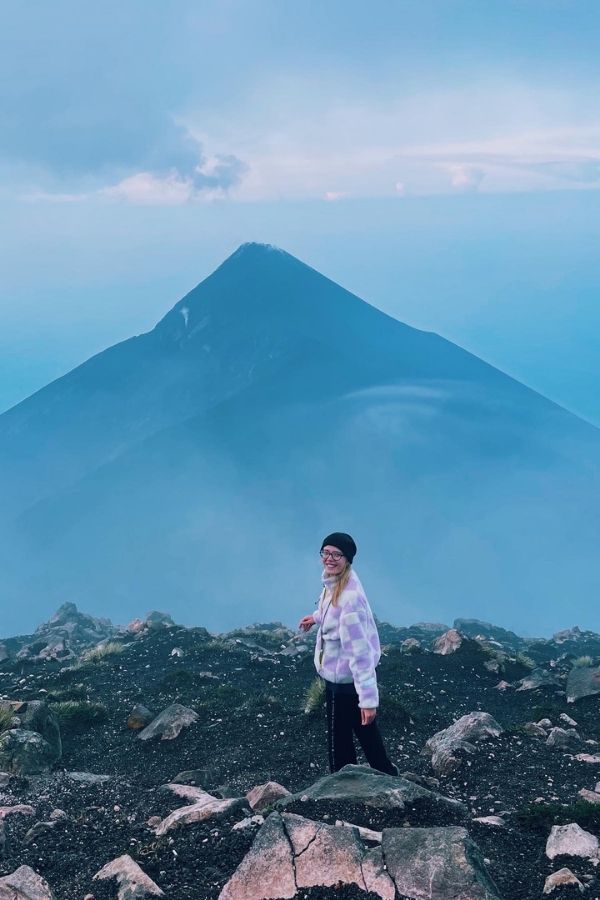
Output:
[1, 606, 600, 899]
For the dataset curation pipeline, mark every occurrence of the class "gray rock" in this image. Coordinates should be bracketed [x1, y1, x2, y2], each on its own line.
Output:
[546, 727, 581, 751]
[543, 867, 584, 894]
[138, 704, 198, 741]
[382, 825, 501, 899]
[424, 712, 503, 775]
[277, 764, 465, 814]
[19, 703, 61, 764]
[23, 820, 61, 845]
[0, 865, 56, 899]
[567, 665, 600, 703]
[521, 722, 548, 738]
[401, 638, 421, 652]
[93, 854, 164, 898]
[546, 823, 599, 860]
[560, 713, 578, 727]
[517, 668, 561, 691]
[126, 705, 154, 730]
[0, 729, 56, 776]
[171, 767, 219, 787]
[577, 788, 600, 804]
[66, 771, 111, 784]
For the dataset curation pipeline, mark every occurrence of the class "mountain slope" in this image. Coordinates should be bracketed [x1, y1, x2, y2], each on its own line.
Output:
[1, 243, 599, 634]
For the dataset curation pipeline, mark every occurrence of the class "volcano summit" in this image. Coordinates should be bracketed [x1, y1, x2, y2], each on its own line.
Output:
[0, 243, 598, 634]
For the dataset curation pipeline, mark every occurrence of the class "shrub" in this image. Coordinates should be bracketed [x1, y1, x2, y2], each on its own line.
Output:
[0, 707, 13, 733]
[49, 701, 108, 725]
[573, 655, 593, 668]
[160, 669, 194, 692]
[515, 652, 536, 670]
[515, 800, 600, 834]
[304, 678, 325, 715]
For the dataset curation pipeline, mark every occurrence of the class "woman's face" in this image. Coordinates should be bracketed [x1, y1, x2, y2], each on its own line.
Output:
[320, 544, 347, 576]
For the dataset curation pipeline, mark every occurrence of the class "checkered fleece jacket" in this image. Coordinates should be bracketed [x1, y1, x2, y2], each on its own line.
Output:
[312, 568, 381, 709]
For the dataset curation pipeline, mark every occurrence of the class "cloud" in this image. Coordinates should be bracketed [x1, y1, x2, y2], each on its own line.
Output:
[323, 190, 346, 201]
[447, 164, 485, 192]
[100, 151, 248, 205]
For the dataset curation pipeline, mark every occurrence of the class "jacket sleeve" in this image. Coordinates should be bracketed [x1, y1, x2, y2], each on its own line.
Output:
[339, 597, 379, 709]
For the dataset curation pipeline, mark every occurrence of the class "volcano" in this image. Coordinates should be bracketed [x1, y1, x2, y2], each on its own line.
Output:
[1, 243, 599, 634]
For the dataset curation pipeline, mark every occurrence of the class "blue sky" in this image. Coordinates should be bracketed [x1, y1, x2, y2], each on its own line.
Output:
[2, 0, 600, 423]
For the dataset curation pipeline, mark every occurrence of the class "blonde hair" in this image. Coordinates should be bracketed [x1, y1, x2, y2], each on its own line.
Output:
[330, 563, 352, 607]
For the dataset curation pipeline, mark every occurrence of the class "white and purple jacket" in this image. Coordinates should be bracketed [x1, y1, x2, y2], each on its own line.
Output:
[312, 568, 381, 709]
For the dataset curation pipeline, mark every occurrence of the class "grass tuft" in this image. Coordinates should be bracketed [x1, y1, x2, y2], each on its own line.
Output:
[572, 655, 593, 668]
[0, 707, 13, 734]
[304, 678, 326, 715]
[49, 700, 108, 725]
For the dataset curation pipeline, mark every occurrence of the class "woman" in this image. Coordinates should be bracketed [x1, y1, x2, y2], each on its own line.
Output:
[299, 532, 398, 776]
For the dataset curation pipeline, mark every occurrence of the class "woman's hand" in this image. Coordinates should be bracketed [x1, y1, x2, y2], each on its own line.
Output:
[298, 615, 316, 632]
[360, 708, 377, 726]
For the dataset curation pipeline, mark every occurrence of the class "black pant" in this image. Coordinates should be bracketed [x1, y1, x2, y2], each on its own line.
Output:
[325, 681, 397, 775]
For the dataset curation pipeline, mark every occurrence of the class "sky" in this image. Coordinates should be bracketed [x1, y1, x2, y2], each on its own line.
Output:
[2, 0, 600, 424]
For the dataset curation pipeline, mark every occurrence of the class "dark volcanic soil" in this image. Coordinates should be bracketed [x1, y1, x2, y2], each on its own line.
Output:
[1, 623, 600, 899]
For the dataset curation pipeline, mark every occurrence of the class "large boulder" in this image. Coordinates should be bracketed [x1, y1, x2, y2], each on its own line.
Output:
[137, 703, 198, 741]
[567, 665, 600, 703]
[218, 812, 395, 900]
[277, 764, 465, 815]
[0, 729, 57, 776]
[424, 712, 503, 775]
[0, 865, 56, 899]
[382, 826, 501, 900]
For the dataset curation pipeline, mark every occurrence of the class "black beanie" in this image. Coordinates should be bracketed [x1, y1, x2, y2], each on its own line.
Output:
[321, 532, 357, 563]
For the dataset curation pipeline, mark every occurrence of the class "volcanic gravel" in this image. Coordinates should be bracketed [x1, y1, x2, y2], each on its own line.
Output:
[0, 623, 599, 899]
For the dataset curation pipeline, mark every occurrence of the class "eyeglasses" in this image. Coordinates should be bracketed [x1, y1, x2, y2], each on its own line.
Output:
[320, 549, 344, 561]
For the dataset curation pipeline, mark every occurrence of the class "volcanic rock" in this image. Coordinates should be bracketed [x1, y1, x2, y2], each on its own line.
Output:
[0, 865, 56, 899]
[577, 788, 600, 804]
[127, 704, 154, 730]
[546, 823, 599, 860]
[154, 789, 248, 835]
[546, 727, 581, 750]
[0, 730, 56, 776]
[544, 868, 584, 894]
[517, 668, 561, 691]
[277, 764, 465, 814]
[521, 722, 548, 738]
[246, 781, 291, 811]
[424, 712, 503, 775]
[93, 854, 164, 898]
[137, 703, 198, 741]
[432, 629, 464, 655]
[382, 825, 501, 900]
